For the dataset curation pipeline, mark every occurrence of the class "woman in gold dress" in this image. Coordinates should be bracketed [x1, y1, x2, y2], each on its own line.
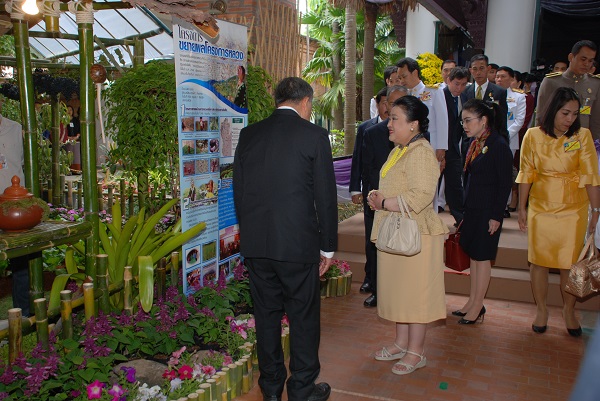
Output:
[517, 87, 600, 336]
[368, 96, 447, 375]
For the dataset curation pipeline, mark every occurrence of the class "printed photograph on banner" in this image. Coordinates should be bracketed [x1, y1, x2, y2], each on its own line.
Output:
[196, 139, 209, 154]
[185, 246, 201, 266]
[186, 266, 202, 291]
[202, 261, 217, 284]
[209, 138, 219, 154]
[219, 225, 240, 261]
[202, 240, 217, 262]
[181, 117, 194, 132]
[195, 158, 209, 174]
[196, 116, 209, 131]
[210, 157, 219, 173]
[209, 117, 219, 131]
[229, 256, 242, 278]
[218, 261, 230, 279]
[182, 139, 195, 155]
[183, 160, 195, 176]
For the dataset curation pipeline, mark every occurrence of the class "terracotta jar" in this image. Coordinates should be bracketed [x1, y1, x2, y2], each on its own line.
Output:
[0, 175, 44, 232]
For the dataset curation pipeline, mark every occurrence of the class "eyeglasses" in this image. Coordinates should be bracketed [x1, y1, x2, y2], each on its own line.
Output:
[460, 117, 481, 126]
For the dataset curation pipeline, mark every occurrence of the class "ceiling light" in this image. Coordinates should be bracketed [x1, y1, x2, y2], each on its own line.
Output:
[21, 0, 39, 15]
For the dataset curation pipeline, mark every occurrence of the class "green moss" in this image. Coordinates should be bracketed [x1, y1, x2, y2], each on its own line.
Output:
[0, 196, 50, 219]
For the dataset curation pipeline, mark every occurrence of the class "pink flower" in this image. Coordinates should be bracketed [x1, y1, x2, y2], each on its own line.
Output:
[172, 346, 186, 359]
[86, 380, 104, 399]
[179, 365, 193, 380]
[201, 365, 216, 377]
[247, 318, 255, 328]
[107, 383, 124, 398]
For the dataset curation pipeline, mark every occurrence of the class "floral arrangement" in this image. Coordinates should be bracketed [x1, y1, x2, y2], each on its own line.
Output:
[322, 259, 351, 279]
[416, 52, 443, 86]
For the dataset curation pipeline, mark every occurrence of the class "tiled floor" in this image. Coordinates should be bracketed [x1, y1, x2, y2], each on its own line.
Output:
[236, 285, 598, 401]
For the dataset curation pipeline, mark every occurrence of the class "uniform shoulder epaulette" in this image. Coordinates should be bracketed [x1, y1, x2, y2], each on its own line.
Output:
[512, 88, 525, 94]
[545, 71, 562, 78]
[592, 74, 600, 79]
[426, 83, 441, 89]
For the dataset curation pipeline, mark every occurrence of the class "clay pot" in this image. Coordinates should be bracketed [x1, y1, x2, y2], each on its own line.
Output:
[0, 176, 44, 232]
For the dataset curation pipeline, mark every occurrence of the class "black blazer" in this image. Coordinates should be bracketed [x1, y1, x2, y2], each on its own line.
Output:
[233, 109, 338, 263]
[443, 87, 468, 158]
[361, 120, 394, 196]
[349, 117, 379, 194]
[463, 82, 509, 137]
[463, 131, 513, 222]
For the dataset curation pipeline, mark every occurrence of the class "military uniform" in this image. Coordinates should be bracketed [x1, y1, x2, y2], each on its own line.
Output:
[506, 87, 527, 153]
[408, 81, 449, 151]
[536, 71, 600, 139]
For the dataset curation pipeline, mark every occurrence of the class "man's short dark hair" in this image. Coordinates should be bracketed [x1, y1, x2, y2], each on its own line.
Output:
[571, 40, 598, 55]
[470, 54, 489, 65]
[383, 66, 398, 82]
[274, 77, 313, 106]
[489, 63, 499, 70]
[375, 87, 388, 103]
[497, 66, 515, 78]
[396, 57, 421, 74]
[442, 59, 456, 70]
[448, 66, 470, 81]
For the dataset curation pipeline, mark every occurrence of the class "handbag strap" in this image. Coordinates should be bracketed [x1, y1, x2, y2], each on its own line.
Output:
[397, 196, 413, 219]
[576, 235, 595, 262]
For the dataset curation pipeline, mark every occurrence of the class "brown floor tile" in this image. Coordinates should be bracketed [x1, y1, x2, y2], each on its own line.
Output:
[234, 284, 597, 401]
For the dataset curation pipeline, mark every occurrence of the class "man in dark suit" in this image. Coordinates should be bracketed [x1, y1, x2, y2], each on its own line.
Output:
[443, 67, 469, 225]
[233, 77, 337, 401]
[464, 54, 508, 137]
[360, 85, 408, 307]
[349, 87, 388, 295]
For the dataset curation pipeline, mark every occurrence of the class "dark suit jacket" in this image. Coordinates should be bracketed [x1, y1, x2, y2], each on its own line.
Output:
[463, 131, 513, 222]
[233, 108, 338, 263]
[443, 87, 468, 158]
[463, 82, 509, 137]
[361, 120, 394, 196]
[349, 117, 379, 194]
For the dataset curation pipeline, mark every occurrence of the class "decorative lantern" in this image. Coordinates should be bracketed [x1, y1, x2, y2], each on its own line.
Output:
[91, 63, 107, 143]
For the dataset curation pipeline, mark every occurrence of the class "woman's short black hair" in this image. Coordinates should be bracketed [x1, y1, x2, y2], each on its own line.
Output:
[462, 98, 506, 140]
[540, 87, 581, 138]
[392, 95, 429, 134]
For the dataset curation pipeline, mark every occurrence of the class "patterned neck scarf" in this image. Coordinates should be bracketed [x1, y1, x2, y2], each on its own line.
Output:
[464, 129, 491, 171]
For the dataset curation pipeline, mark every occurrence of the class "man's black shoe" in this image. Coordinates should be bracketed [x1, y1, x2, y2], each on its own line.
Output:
[359, 282, 373, 293]
[503, 209, 511, 218]
[263, 397, 281, 401]
[364, 294, 377, 307]
[307, 382, 331, 401]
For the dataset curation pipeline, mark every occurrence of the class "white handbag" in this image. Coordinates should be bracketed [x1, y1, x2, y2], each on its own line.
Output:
[376, 196, 421, 256]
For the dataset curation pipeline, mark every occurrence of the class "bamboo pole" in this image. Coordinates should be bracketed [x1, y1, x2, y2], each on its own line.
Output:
[51, 96, 61, 206]
[156, 257, 166, 301]
[123, 266, 133, 314]
[60, 174, 66, 205]
[60, 290, 73, 342]
[67, 180, 74, 208]
[8, 308, 22, 364]
[120, 179, 126, 217]
[96, 254, 111, 313]
[107, 184, 114, 209]
[74, 1, 100, 278]
[34, 298, 49, 351]
[170, 251, 179, 288]
[83, 282, 95, 320]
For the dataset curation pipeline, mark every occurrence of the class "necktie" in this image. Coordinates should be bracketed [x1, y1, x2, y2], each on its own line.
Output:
[453, 96, 459, 115]
[476, 86, 483, 100]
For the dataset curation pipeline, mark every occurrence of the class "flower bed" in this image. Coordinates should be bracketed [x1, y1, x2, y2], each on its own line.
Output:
[320, 259, 352, 298]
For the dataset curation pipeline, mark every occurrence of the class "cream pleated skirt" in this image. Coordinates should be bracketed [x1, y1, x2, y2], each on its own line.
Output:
[377, 234, 447, 323]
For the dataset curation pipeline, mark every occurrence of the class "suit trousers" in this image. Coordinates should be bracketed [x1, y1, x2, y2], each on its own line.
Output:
[444, 152, 465, 224]
[246, 258, 321, 401]
[362, 198, 377, 293]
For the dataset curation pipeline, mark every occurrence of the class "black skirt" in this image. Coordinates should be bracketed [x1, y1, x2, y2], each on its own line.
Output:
[459, 208, 503, 261]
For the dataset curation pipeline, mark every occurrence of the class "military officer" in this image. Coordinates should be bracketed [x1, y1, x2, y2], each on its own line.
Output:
[496, 66, 527, 156]
[536, 40, 600, 139]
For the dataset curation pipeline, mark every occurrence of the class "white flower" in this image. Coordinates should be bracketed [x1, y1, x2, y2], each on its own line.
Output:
[170, 378, 183, 391]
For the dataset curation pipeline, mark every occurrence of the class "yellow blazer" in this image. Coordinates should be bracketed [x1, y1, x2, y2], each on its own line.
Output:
[371, 138, 449, 241]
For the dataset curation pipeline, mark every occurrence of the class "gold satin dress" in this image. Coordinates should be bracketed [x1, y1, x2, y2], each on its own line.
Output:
[516, 127, 600, 269]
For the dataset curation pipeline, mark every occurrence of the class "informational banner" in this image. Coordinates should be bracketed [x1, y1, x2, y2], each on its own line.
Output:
[173, 18, 247, 295]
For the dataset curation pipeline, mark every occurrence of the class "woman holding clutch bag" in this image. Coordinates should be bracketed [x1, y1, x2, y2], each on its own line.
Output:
[517, 87, 600, 336]
[367, 96, 447, 375]
[453, 99, 513, 324]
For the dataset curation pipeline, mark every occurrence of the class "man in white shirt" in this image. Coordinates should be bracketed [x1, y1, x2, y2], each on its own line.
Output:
[369, 66, 401, 118]
[495, 66, 526, 156]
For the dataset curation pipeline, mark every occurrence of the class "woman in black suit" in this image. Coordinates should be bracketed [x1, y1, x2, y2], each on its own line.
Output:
[453, 99, 513, 324]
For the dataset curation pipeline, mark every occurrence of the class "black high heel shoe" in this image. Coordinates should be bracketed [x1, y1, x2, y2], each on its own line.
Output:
[532, 324, 547, 333]
[458, 306, 486, 325]
[452, 305, 485, 317]
[567, 327, 582, 337]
